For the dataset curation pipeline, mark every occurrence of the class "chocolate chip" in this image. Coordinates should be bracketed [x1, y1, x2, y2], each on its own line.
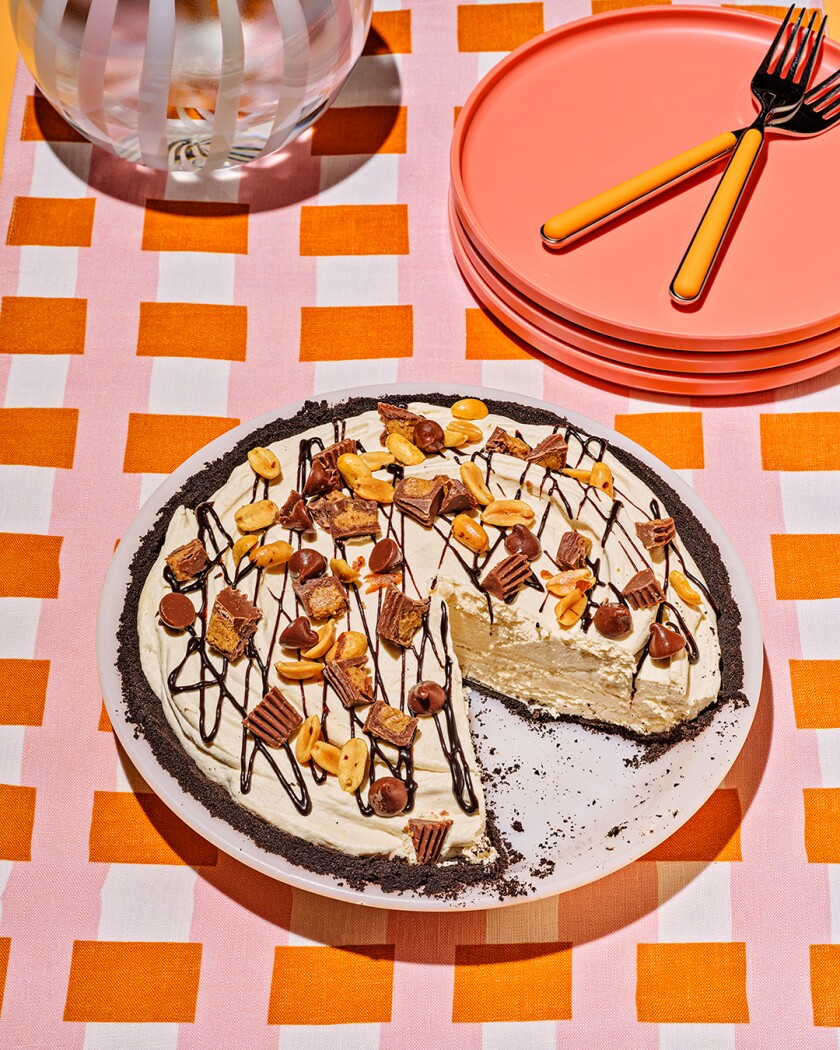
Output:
[504, 523, 541, 561]
[592, 602, 632, 639]
[407, 680, 446, 716]
[288, 548, 326, 582]
[369, 537, 401, 575]
[368, 776, 408, 816]
[279, 615, 318, 650]
[413, 419, 445, 454]
[158, 592, 196, 630]
[648, 622, 686, 659]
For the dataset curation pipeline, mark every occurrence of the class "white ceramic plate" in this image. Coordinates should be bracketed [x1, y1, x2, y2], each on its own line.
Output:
[97, 384, 762, 911]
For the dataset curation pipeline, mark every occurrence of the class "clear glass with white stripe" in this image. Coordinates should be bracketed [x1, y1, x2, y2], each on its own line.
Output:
[7, 0, 372, 170]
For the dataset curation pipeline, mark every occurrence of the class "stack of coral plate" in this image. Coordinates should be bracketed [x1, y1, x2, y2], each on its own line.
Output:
[449, 6, 840, 396]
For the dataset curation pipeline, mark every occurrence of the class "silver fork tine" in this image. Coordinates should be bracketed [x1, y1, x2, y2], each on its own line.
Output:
[792, 12, 827, 84]
[788, 9, 819, 79]
[759, 4, 796, 72]
[773, 6, 806, 73]
[805, 66, 840, 102]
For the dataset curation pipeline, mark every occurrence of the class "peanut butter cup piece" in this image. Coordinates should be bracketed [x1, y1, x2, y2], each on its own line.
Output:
[312, 438, 357, 471]
[635, 517, 676, 550]
[165, 538, 208, 582]
[288, 548, 327, 582]
[413, 418, 445, 454]
[206, 586, 262, 660]
[158, 592, 196, 630]
[481, 553, 531, 603]
[369, 776, 408, 816]
[592, 602, 632, 639]
[526, 432, 568, 471]
[318, 496, 380, 540]
[622, 568, 665, 610]
[308, 490, 344, 529]
[556, 530, 592, 570]
[648, 622, 686, 659]
[302, 459, 340, 498]
[393, 476, 444, 527]
[407, 817, 453, 864]
[377, 401, 422, 443]
[242, 686, 302, 748]
[324, 658, 374, 708]
[407, 680, 446, 716]
[376, 584, 430, 648]
[504, 522, 541, 561]
[277, 490, 313, 533]
[438, 476, 476, 515]
[293, 575, 348, 619]
[483, 426, 531, 460]
[369, 537, 401, 575]
[279, 615, 319, 650]
[364, 699, 418, 747]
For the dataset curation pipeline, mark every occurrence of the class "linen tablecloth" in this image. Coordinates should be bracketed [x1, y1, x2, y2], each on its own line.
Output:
[1, 1, 839, 1045]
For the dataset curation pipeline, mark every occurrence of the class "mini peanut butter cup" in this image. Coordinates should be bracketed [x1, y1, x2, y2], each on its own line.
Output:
[293, 575, 348, 619]
[483, 426, 531, 460]
[206, 586, 262, 660]
[526, 432, 568, 471]
[364, 699, 418, 748]
[158, 592, 196, 630]
[635, 517, 676, 550]
[376, 584, 429, 648]
[481, 553, 531, 603]
[369, 537, 401, 575]
[165, 538, 209, 582]
[556, 531, 592, 570]
[242, 687, 302, 748]
[622, 568, 665, 610]
[311, 438, 357, 472]
[407, 817, 453, 864]
[393, 477, 444, 527]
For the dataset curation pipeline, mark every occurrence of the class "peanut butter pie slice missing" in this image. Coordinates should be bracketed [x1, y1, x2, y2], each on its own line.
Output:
[119, 394, 744, 896]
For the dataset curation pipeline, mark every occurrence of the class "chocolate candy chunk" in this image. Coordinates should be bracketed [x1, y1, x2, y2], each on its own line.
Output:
[622, 568, 665, 610]
[483, 426, 531, 460]
[158, 592, 196, 630]
[648, 622, 686, 659]
[277, 490, 314, 533]
[393, 476, 444, 527]
[364, 699, 418, 747]
[481, 553, 531, 603]
[308, 491, 345, 529]
[206, 586, 262, 660]
[526, 432, 569, 471]
[407, 817, 453, 864]
[407, 680, 446, 716]
[377, 401, 422, 443]
[438, 476, 476, 515]
[288, 548, 327, 583]
[377, 584, 430, 648]
[279, 615, 319, 650]
[312, 438, 357, 471]
[556, 530, 592, 570]
[324, 658, 374, 708]
[302, 459, 340, 498]
[413, 418, 445, 454]
[317, 495, 380, 540]
[635, 517, 676, 550]
[504, 522, 541, 561]
[242, 686, 302, 748]
[165, 538, 208, 582]
[293, 575, 349, 619]
[369, 537, 401, 575]
[369, 776, 408, 816]
[592, 602, 632, 639]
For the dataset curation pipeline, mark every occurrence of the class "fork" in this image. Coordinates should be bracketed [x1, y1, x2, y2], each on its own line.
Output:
[539, 8, 827, 280]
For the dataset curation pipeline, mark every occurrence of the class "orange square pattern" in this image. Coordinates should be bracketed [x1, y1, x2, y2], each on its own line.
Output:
[89, 791, 218, 866]
[122, 413, 240, 475]
[310, 106, 407, 156]
[0, 659, 49, 725]
[21, 94, 86, 142]
[642, 788, 742, 862]
[137, 302, 248, 361]
[614, 412, 705, 470]
[0, 408, 78, 468]
[268, 945, 394, 1024]
[363, 10, 412, 54]
[299, 204, 409, 256]
[636, 942, 749, 1023]
[811, 945, 840, 1026]
[0, 784, 36, 861]
[299, 306, 413, 361]
[457, 3, 545, 52]
[593, 0, 670, 10]
[452, 942, 573, 1022]
[804, 788, 840, 863]
[790, 661, 840, 728]
[7, 197, 95, 247]
[0, 296, 86, 354]
[0, 938, 9, 1016]
[465, 308, 531, 360]
[64, 941, 202, 1022]
[771, 535, 840, 600]
[98, 702, 112, 732]
[142, 199, 249, 254]
[0, 533, 62, 598]
[760, 412, 840, 470]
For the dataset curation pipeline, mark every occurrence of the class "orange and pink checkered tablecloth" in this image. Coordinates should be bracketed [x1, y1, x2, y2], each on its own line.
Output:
[1, 1, 839, 1046]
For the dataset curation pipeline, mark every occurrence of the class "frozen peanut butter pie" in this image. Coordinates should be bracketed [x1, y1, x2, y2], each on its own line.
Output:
[118, 393, 744, 896]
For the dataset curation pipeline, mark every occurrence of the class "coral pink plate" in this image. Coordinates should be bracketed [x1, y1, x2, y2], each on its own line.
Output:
[451, 6, 840, 352]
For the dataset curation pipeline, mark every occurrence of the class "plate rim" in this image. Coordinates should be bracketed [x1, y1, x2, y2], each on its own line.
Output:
[450, 5, 840, 351]
[97, 383, 763, 912]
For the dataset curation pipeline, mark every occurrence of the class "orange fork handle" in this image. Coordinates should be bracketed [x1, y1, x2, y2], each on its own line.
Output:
[541, 131, 739, 246]
[670, 127, 764, 303]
